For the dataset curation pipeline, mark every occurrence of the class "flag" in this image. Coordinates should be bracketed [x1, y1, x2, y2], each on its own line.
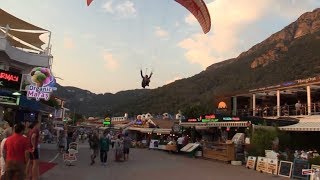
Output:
[87, 0, 93, 6]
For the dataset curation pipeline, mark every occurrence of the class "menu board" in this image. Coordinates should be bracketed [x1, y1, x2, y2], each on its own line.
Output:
[278, 161, 293, 178]
[310, 165, 320, 180]
[256, 157, 268, 172]
[246, 156, 257, 169]
[266, 158, 278, 175]
[292, 159, 309, 180]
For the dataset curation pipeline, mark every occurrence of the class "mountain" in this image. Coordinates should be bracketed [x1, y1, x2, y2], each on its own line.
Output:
[54, 8, 320, 117]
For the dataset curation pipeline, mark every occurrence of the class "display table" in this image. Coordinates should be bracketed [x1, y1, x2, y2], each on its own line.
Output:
[202, 142, 235, 162]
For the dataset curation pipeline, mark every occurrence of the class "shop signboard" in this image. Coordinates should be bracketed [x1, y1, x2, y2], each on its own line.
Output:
[201, 114, 219, 123]
[249, 76, 320, 93]
[23, 67, 57, 101]
[292, 159, 310, 180]
[103, 117, 111, 126]
[246, 156, 257, 169]
[278, 161, 293, 178]
[0, 95, 18, 105]
[256, 157, 268, 173]
[0, 69, 22, 91]
[266, 158, 278, 175]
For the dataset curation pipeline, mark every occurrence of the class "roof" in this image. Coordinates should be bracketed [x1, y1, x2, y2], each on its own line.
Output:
[0, 9, 46, 31]
[180, 121, 249, 128]
[279, 122, 320, 131]
[278, 115, 320, 131]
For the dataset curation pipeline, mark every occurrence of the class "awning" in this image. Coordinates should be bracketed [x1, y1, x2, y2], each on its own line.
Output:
[180, 121, 249, 128]
[153, 129, 172, 134]
[0, 9, 46, 31]
[2, 31, 41, 51]
[8, 30, 45, 49]
[279, 122, 320, 131]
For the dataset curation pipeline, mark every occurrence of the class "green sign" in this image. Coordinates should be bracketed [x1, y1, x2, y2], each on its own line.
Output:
[202, 119, 219, 123]
[103, 121, 111, 125]
[103, 117, 111, 126]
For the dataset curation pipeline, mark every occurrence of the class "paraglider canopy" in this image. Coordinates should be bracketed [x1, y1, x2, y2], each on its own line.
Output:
[87, 0, 93, 6]
[86, 0, 211, 34]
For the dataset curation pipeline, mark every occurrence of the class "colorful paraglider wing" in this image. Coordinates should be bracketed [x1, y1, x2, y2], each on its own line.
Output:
[175, 0, 211, 34]
[87, 0, 94, 6]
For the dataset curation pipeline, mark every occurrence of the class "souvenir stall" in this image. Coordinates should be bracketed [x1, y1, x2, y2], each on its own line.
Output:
[180, 114, 250, 162]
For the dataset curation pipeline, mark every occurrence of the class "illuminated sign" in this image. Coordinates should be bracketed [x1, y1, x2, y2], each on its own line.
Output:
[103, 117, 111, 126]
[202, 119, 219, 123]
[223, 117, 240, 121]
[187, 118, 198, 122]
[218, 102, 227, 109]
[0, 70, 22, 90]
[26, 67, 56, 101]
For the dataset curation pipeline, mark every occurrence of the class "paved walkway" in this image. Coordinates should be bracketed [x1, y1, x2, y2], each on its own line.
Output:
[40, 143, 285, 180]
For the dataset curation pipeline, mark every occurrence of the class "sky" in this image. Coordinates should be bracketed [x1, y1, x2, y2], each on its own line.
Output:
[1, 0, 320, 94]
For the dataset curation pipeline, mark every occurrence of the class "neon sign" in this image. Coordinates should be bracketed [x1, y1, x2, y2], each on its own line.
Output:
[187, 119, 198, 122]
[103, 117, 111, 125]
[223, 117, 240, 121]
[0, 72, 19, 82]
[0, 70, 22, 90]
[26, 67, 56, 101]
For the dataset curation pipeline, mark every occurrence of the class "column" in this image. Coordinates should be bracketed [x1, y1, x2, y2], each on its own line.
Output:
[253, 94, 256, 116]
[307, 85, 312, 115]
[232, 96, 237, 116]
[277, 90, 281, 117]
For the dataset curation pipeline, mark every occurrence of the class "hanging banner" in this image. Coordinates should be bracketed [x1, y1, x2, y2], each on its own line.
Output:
[25, 67, 57, 101]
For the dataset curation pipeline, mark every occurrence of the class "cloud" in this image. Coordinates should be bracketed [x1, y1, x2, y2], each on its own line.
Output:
[102, 0, 137, 18]
[82, 33, 96, 39]
[166, 76, 182, 84]
[178, 0, 319, 69]
[102, 1, 114, 13]
[103, 51, 119, 71]
[154, 27, 169, 38]
[63, 37, 75, 49]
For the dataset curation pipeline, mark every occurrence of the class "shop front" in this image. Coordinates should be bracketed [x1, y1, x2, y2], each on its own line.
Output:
[0, 69, 22, 125]
[180, 114, 250, 162]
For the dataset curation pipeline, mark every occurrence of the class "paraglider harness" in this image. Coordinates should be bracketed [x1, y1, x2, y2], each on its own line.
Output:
[141, 70, 153, 88]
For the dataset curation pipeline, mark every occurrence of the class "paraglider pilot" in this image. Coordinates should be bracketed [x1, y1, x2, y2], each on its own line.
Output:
[140, 70, 153, 88]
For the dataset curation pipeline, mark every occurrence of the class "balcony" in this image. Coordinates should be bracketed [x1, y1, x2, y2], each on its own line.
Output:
[0, 36, 51, 67]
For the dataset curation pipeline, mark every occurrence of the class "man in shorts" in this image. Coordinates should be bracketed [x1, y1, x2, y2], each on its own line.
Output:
[123, 132, 131, 161]
[4, 123, 30, 180]
[29, 121, 40, 180]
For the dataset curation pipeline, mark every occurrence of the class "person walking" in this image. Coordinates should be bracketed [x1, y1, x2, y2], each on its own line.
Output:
[115, 135, 124, 162]
[99, 131, 110, 166]
[58, 133, 67, 154]
[28, 121, 41, 180]
[4, 123, 30, 180]
[88, 131, 99, 165]
[123, 132, 131, 161]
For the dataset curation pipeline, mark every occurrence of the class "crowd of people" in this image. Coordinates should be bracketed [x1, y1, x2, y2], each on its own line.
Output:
[88, 130, 132, 166]
[0, 121, 41, 180]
